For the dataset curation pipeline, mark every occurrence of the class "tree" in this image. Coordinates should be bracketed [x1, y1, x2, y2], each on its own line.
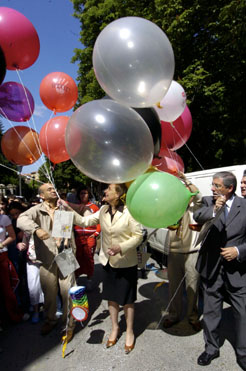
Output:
[71, 0, 246, 171]
[39, 158, 91, 192]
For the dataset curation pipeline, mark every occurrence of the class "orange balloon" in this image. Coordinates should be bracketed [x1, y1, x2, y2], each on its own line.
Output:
[1, 126, 41, 165]
[39, 72, 78, 113]
[39, 116, 70, 164]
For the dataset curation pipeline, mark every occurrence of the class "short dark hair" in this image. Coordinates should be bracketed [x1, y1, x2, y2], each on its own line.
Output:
[243, 169, 246, 177]
[76, 184, 91, 201]
[7, 201, 26, 213]
[213, 171, 237, 193]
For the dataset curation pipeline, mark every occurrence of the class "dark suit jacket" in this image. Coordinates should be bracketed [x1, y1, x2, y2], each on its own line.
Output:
[193, 195, 246, 287]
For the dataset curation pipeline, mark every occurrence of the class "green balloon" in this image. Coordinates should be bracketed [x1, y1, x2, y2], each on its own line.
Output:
[126, 171, 196, 228]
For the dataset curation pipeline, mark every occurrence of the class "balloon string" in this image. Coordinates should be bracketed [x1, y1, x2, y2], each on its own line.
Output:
[14, 69, 55, 182]
[13, 70, 59, 195]
[155, 271, 188, 329]
[44, 111, 57, 186]
[15, 69, 44, 158]
[0, 107, 45, 170]
[0, 163, 45, 184]
[0, 107, 52, 183]
[170, 124, 204, 170]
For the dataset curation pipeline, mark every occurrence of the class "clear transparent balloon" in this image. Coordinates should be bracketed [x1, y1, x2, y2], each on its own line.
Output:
[65, 99, 154, 183]
[93, 17, 175, 108]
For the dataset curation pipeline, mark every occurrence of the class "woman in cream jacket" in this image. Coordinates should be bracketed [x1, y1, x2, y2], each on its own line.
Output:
[69, 183, 143, 354]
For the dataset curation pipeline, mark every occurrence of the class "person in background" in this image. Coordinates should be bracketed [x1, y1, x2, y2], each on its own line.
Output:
[66, 188, 79, 204]
[240, 170, 246, 198]
[68, 185, 100, 290]
[17, 233, 44, 324]
[194, 171, 246, 370]
[0, 210, 29, 323]
[60, 183, 143, 354]
[163, 172, 202, 332]
[7, 201, 30, 313]
[7, 195, 15, 205]
[0, 197, 8, 215]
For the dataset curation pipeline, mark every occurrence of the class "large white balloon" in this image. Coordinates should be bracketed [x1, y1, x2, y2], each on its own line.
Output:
[154, 80, 186, 122]
[93, 17, 175, 108]
[65, 99, 154, 183]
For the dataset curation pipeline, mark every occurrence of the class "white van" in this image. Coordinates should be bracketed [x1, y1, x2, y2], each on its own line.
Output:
[146, 164, 246, 259]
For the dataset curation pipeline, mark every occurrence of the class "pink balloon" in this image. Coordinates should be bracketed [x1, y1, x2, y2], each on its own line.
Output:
[152, 148, 184, 176]
[160, 105, 192, 151]
[0, 7, 40, 70]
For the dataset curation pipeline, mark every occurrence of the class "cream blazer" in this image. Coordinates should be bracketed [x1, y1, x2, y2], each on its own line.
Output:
[74, 205, 143, 268]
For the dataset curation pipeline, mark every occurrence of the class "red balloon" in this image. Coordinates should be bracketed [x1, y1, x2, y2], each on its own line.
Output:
[160, 105, 192, 151]
[152, 148, 184, 175]
[1, 126, 41, 165]
[39, 72, 78, 113]
[39, 116, 70, 164]
[0, 7, 40, 70]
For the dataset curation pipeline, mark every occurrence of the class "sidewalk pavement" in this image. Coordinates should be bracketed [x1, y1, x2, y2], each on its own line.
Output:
[0, 256, 241, 371]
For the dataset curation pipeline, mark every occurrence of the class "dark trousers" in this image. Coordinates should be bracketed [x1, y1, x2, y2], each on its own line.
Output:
[201, 269, 246, 363]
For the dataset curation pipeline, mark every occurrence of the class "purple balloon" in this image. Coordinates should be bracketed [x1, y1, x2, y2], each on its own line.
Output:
[0, 81, 34, 122]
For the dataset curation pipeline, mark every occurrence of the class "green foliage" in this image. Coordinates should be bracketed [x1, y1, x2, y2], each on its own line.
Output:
[38, 158, 91, 192]
[71, 0, 246, 172]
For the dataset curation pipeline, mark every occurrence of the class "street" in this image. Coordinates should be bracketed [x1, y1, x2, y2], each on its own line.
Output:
[0, 256, 241, 371]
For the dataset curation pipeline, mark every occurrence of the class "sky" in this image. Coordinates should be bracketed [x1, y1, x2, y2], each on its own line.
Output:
[1, 0, 82, 174]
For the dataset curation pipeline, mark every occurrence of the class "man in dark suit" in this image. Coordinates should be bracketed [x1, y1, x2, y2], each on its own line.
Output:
[194, 171, 246, 370]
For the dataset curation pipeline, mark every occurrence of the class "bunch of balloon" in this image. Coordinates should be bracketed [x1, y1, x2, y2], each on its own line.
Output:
[39, 116, 70, 164]
[40, 72, 78, 114]
[160, 105, 193, 151]
[152, 148, 184, 176]
[1, 126, 41, 166]
[0, 82, 34, 122]
[0, 7, 40, 70]
[126, 171, 196, 229]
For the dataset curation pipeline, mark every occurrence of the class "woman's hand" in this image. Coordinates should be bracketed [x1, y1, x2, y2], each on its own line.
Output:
[16, 242, 27, 251]
[57, 198, 70, 210]
[107, 245, 121, 256]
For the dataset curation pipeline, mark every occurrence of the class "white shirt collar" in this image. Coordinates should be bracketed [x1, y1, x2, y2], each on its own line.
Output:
[226, 194, 235, 210]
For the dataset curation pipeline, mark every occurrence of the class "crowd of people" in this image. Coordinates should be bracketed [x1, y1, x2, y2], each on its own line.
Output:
[0, 170, 246, 369]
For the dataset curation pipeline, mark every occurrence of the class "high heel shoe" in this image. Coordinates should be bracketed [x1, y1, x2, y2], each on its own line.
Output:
[124, 340, 135, 354]
[106, 330, 120, 348]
